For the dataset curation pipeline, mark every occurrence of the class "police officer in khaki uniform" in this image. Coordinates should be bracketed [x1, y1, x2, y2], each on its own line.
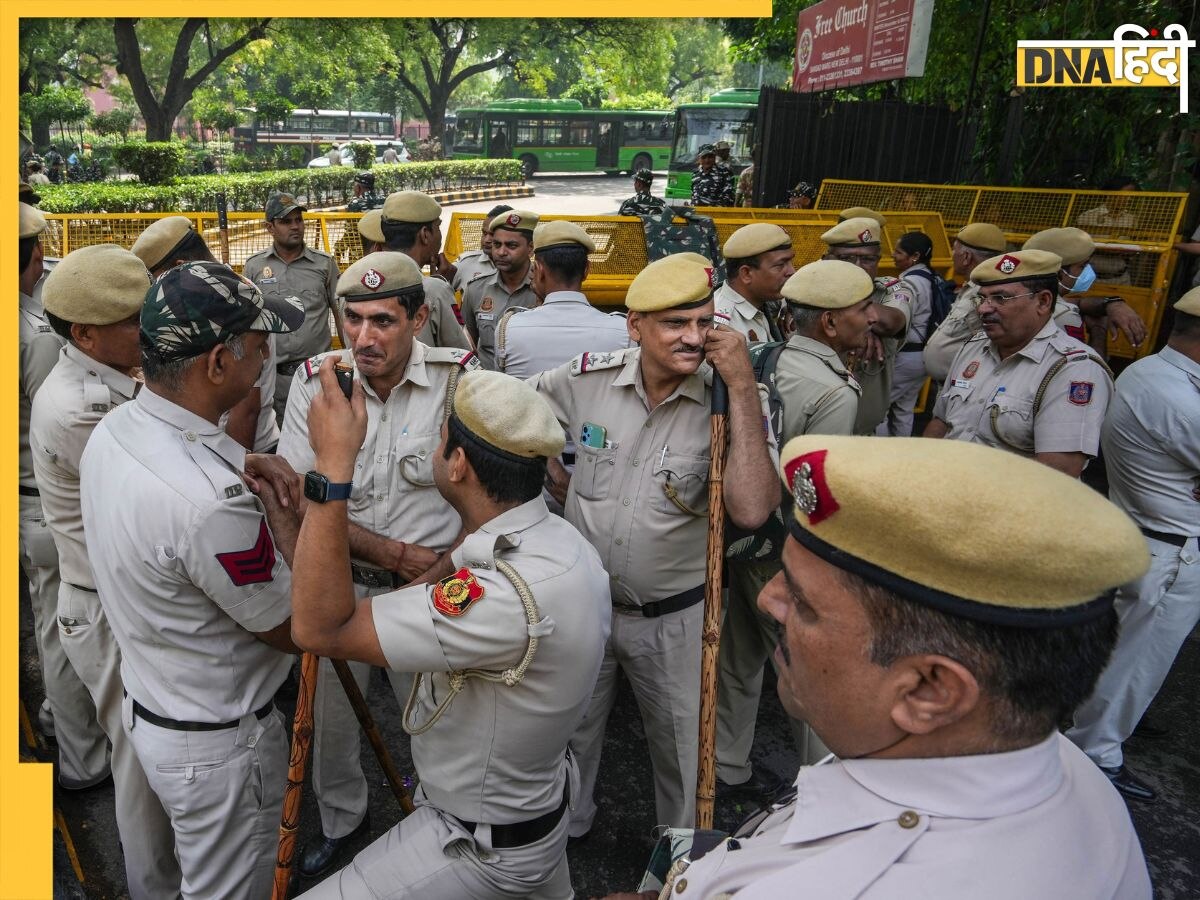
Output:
[820, 218, 913, 435]
[926, 249, 1113, 479]
[462, 210, 540, 369]
[715, 223, 795, 343]
[262, 367, 611, 899]
[357, 207, 385, 252]
[442, 204, 511, 293]
[31, 245, 182, 898]
[19, 202, 108, 784]
[243, 192, 341, 421]
[378, 190, 470, 351]
[838, 206, 886, 225]
[80, 262, 304, 900]
[276, 252, 480, 878]
[717, 260, 877, 795]
[531, 254, 780, 835]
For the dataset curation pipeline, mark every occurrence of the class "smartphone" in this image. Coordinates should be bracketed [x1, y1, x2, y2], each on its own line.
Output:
[579, 422, 607, 449]
[334, 363, 355, 399]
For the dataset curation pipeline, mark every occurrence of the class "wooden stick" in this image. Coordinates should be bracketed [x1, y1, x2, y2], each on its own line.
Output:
[273, 651, 319, 900]
[330, 658, 415, 816]
[216, 192, 230, 265]
[696, 374, 729, 830]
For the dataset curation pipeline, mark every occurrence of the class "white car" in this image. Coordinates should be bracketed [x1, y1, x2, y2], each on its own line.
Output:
[307, 140, 410, 168]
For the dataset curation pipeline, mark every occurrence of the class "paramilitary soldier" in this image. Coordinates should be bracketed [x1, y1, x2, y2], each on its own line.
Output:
[346, 171, 384, 212]
[531, 253, 780, 835]
[267, 367, 611, 898]
[618, 169, 667, 217]
[691, 144, 735, 208]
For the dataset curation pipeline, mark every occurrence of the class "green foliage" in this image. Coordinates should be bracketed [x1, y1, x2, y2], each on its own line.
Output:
[112, 141, 188, 184]
[35, 159, 524, 213]
[89, 108, 135, 138]
[348, 141, 375, 168]
[252, 90, 295, 128]
[21, 84, 93, 125]
[602, 92, 674, 111]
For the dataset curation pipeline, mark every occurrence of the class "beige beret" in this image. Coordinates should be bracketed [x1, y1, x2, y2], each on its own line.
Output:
[43, 244, 151, 325]
[381, 190, 442, 224]
[20, 202, 46, 239]
[337, 251, 424, 302]
[822, 217, 881, 247]
[1023, 227, 1095, 267]
[130, 216, 197, 272]
[452, 369, 565, 460]
[839, 206, 886, 226]
[956, 223, 1007, 254]
[533, 220, 596, 252]
[626, 254, 717, 312]
[779, 435, 1149, 624]
[972, 249, 1063, 286]
[781, 260, 874, 309]
[673, 252, 714, 266]
[492, 209, 539, 236]
[723, 223, 792, 259]
[358, 209, 385, 244]
[1174, 285, 1200, 316]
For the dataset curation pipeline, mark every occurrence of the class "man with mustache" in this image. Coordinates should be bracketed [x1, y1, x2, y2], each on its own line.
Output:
[531, 253, 780, 837]
[924, 249, 1113, 479]
[462, 210, 540, 369]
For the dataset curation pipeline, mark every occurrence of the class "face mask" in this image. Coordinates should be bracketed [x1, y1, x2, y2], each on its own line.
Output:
[1065, 263, 1096, 294]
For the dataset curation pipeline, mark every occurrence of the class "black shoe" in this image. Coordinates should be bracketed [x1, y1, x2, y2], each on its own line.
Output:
[1133, 719, 1169, 739]
[717, 766, 786, 803]
[299, 815, 371, 879]
[58, 769, 112, 792]
[1101, 765, 1157, 802]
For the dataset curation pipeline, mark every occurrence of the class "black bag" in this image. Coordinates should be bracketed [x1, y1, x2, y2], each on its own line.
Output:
[904, 268, 957, 342]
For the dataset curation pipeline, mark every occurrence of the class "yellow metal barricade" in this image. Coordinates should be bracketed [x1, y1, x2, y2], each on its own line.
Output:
[814, 180, 1188, 358]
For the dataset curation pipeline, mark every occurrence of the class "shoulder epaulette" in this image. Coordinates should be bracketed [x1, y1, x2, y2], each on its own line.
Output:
[568, 348, 635, 376]
[874, 276, 900, 288]
[300, 349, 351, 381]
[425, 347, 481, 371]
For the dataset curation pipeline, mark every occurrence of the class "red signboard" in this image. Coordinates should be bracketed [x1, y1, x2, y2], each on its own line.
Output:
[793, 0, 935, 92]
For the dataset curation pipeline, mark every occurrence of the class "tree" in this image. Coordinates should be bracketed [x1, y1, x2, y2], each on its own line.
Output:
[666, 21, 731, 100]
[112, 18, 271, 141]
[19, 19, 113, 146]
[20, 85, 92, 151]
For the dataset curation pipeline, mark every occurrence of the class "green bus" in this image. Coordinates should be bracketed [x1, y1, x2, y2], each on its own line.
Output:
[450, 99, 674, 177]
[666, 88, 759, 200]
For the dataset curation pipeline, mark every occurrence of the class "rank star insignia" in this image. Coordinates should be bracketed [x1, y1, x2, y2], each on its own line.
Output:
[433, 567, 485, 617]
[361, 268, 384, 290]
[996, 255, 1020, 274]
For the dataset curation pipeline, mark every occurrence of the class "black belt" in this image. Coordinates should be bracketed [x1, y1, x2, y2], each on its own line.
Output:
[613, 584, 704, 618]
[561, 451, 576, 466]
[1140, 528, 1195, 548]
[350, 562, 401, 590]
[276, 360, 302, 377]
[130, 695, 273, 732]
[455, 782, 569, 849]
[19, 485, 40, 497]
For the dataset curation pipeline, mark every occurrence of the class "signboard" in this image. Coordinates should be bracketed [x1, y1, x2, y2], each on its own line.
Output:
[793, 0, 936, 92]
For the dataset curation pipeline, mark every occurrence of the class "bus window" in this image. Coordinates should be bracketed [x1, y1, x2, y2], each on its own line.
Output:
[541, 119, 566, 145]
[454, 115, 483, 151]
[673, 108, 755, 167]
[568, 121, 594, 146]
[515, 119, 540, 146]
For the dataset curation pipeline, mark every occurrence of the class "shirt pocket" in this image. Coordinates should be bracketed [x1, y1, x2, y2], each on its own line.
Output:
[397, 432, 440, 488]
[652, 451, 710, 517]
[572, 443, 618, 501]
[986, 393, 1035, 453]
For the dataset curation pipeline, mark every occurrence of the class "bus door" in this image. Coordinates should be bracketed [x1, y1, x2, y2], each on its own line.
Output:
[595, 117, 621, 169]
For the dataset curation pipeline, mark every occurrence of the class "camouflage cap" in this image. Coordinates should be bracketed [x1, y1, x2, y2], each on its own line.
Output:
[265, 191, 306, 221]
[634, 168, 654, 183]
[141, 261, 303, 363]
[788, 181, 817, 199]
[697, 143, 717, 156]
[714, 140, 732, 151]
[354, 171, 376, 188]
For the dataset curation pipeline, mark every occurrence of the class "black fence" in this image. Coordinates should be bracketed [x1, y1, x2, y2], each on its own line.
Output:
[753, 87, 974, 207]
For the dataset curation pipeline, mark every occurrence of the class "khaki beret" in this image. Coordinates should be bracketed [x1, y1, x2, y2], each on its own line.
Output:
[626, 254, 717, 312]
[955, 223, 1007, 254]
[130, 216, 198, 272]
[723, 223, 792, 259]
[358, 209, 385, 244]
[43, 244, 151, 325]
[533, 220, 596, 253]
[337, 252, 424, 302]
[971, 249, 1063, 286]
[1023, 227, 1095, 267]
[673, 252, 713, 266]
[779, 435, 1149, 626]
[381, 190, 442, 224]
[822, 217, 881, 248]
[492, 209, 539, 236]
[781, 260, 873, 309]
[839, 206, 886, 226]
[20, 202, 47, 239]
[1174, 285, 1200, 316]
[452, 369, 564, 460]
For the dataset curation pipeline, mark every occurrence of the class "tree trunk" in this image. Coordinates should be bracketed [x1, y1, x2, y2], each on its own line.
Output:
[30, 117, 50, 149]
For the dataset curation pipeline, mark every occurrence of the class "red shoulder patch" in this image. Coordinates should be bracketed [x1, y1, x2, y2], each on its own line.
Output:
[432, 567, 485, 617]
[1064, 324, 1086, 341]
[215, 519, 276, 586]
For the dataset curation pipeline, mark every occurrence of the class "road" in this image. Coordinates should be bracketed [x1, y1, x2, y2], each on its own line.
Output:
[438, 172, 668, 225]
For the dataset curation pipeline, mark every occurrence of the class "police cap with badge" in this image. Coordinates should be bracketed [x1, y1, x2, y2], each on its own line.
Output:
[626, 253, 718, 312]
[491, 210, 539, 238]
[822, 217, 881, 248]
[336, 251, 425, 305]
[970, 249, 1062, 286]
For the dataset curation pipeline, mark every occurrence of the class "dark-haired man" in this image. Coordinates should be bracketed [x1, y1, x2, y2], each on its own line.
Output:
[618, 169, 666, 217]
[715, 223, 795, 343]
[691, 144, 734, 207]
[347, 172, 384, 212]
[270, 367, 610, 898]
[462, 209, 539, 369]
[442, 204, 512, 293]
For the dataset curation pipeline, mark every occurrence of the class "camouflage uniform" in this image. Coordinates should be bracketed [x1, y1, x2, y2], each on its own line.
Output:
[691, 165, 735, 207]
[346, 191, 384, 213]
[618, 191, 667, 217]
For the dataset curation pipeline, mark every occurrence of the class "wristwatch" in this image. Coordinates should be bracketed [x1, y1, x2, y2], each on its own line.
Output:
[303, 471, 353, 503]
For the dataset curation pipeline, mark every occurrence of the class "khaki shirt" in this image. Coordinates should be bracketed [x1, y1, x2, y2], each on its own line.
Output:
[243, 244, 339, 365]
[30, 344, 140, 588]
[20, 290, 66, 488]
[80, 388, 292, 723]
[418, 276, 471, 350]
[462, 267, 538, 370]
[933, 320, 1113, 457]
[531, 348, 776, 606]
[714, 281, 782, 344]
[372, 497, 611, 824]
[774, 336, 860, 441]
[450, 250, 495, 294]
[852, 277, 913, 434]
[277, 341, 478, 551]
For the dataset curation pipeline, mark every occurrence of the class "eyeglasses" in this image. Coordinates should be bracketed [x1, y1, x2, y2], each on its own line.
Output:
[832, 254, 881, 267]
[975, 290, 1040, 308]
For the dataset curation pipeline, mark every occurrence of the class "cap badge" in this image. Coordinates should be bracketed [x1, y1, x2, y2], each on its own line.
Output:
[433, 567, 485, 618]
[784, 449, 840, 526]
[963, 361, 979, 379]
[279, 194, 295, 206]
[361, 269, 384, 290]
[858, 229, 873, 243]
[793, 462, 819, 515]
[704, 266, 718, 288]
[505, 213, 521, 227]
[996, 255, 1020, 274]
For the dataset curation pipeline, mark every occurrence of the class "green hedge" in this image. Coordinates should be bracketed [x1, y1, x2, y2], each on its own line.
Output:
[35, 159, 524, 214]
[112, 141, 188, 185]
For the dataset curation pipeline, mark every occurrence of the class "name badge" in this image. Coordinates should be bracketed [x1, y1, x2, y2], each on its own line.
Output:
[952, 379, 972, 390]
[259, 277, 278, 284]
[478, 313, 494, 322]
